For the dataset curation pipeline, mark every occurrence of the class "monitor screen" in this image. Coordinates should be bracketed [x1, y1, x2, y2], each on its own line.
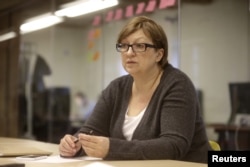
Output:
[228, 82, 250, 126]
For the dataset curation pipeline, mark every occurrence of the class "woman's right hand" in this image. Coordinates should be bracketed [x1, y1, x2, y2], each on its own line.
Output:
[59, 134, 81, 157]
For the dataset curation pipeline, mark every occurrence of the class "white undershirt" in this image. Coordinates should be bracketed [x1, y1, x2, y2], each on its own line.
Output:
[122, 107, 146, 141]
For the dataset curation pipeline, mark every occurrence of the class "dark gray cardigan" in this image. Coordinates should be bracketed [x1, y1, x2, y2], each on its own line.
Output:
[76, 64, 211, 163]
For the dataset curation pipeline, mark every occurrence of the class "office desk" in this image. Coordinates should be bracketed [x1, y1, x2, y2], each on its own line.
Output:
[207, 123, 250, 150]
[0, 137, 207, 167]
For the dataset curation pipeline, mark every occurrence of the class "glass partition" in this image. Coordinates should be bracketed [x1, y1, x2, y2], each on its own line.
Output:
[18, 0, 249, 142]
[19, 0, 179, 142]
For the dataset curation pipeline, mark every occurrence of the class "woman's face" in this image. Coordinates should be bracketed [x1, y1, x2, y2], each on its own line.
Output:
[120, 29, 163, 75]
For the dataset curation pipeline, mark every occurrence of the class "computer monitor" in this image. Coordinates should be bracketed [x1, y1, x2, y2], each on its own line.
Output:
[228, 82, 250, 126]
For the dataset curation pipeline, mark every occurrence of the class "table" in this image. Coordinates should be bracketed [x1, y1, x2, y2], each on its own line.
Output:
[207, 123, 250, 150]
[0, 137, 207, 167]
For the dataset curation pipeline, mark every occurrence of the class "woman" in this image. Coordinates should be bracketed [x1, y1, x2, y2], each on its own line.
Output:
[59, 16, 211, 163]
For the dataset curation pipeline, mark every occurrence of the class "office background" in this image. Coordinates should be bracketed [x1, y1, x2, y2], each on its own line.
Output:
[0, 0, 249, 146]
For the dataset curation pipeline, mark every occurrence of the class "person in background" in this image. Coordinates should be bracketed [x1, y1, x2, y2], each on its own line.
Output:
[59, 16, 211, 163]
[69, 92, 95, 134]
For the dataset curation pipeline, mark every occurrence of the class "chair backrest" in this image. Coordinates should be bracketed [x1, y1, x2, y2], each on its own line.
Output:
[209, 140, 221, 151]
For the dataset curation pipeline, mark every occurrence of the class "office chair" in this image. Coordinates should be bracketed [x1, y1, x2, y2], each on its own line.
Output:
[209, 140, 221, 151]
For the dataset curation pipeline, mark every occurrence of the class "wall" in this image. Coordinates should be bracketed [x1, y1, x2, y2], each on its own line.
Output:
[181, 0, 249, 123]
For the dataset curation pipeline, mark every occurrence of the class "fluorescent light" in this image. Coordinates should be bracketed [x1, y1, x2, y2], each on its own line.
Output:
[0, 31, 17, 42]
[20, 14, 63, 34]
[55, 0, 119, 17]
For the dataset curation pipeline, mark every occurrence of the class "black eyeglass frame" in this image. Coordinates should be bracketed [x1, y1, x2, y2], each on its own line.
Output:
[116, 43, 158, 52]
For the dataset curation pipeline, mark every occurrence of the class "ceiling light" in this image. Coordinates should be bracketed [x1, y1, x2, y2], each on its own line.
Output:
[20, 14, 63, 34]
[55, 0, 119, 17]
[0, 31, 17, 42]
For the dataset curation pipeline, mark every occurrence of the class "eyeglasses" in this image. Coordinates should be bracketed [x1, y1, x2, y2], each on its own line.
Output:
[116, 43, 157, 52]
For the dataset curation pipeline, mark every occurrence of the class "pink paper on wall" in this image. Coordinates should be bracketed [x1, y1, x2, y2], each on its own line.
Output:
[125, 5, 134, 18]
[145, 0, 156, 12]
[105, 10, 114, 22]
[92, 15, 101, 26]
[135, 2, 145, 15]
[114, 8, 123, 20]
[159, 0, 176, 9]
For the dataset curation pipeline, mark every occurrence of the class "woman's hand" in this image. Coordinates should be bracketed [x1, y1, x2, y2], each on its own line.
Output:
[78, 133, 110, 158]
[59, 134, 81, 157]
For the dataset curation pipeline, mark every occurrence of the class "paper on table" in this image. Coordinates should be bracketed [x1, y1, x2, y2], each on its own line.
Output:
[15, 155, 101, 163]
[84, 162, 114, 167]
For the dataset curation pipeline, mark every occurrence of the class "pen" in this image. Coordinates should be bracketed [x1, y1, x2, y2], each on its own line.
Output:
[74, 139, 79, 143]
[88, 130, 93, 135]
[74, 130, 93, 143]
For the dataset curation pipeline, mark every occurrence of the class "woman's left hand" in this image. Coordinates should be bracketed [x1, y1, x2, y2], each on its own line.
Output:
[78, 133, 110, 158]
